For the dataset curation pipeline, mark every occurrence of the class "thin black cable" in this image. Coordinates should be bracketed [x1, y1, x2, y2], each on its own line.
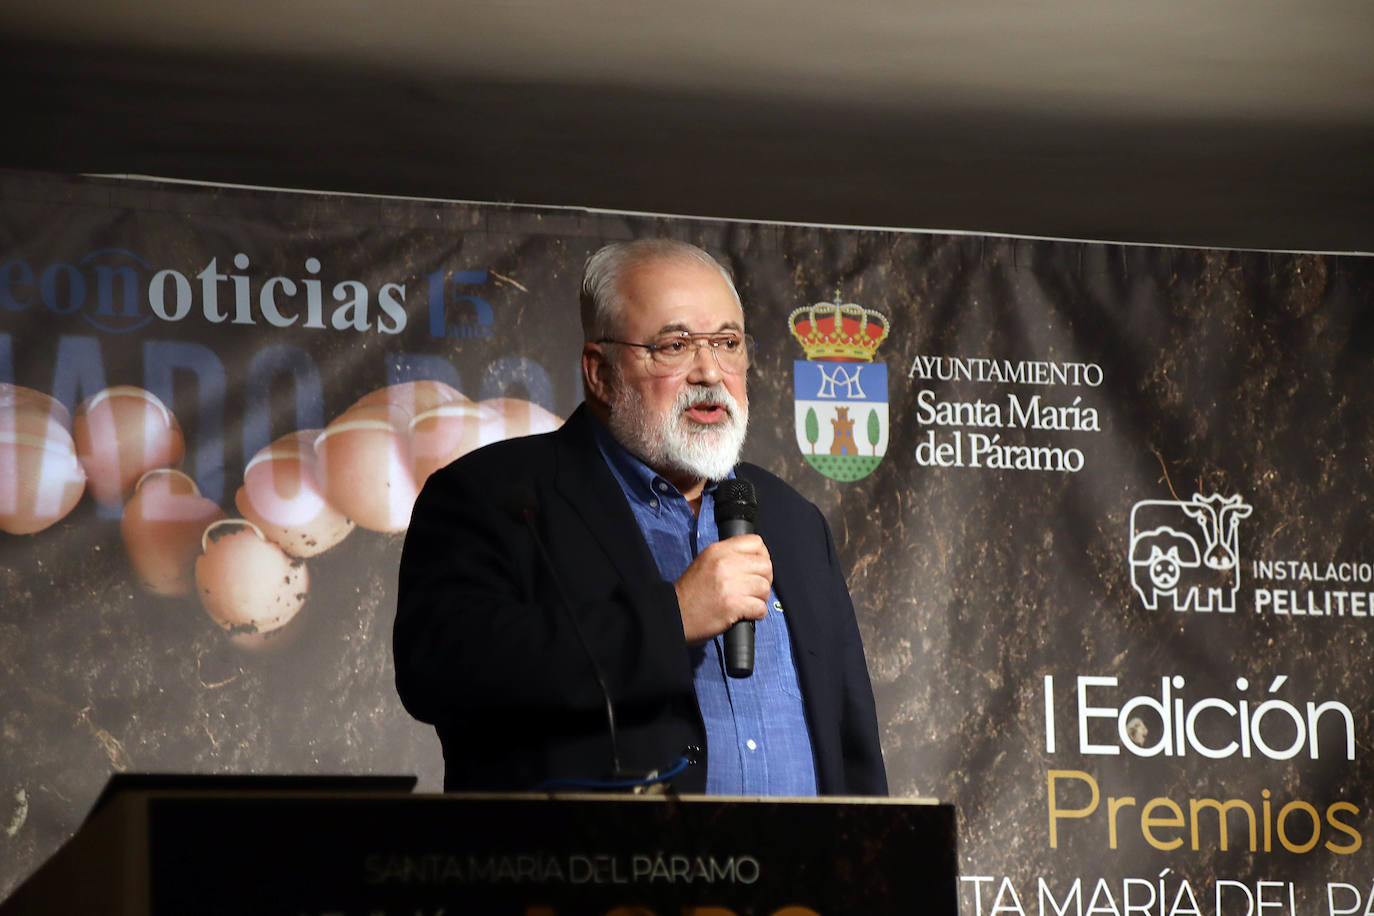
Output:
[535, 756, 689, 792]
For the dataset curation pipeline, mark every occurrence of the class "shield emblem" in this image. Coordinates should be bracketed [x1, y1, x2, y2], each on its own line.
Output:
[793, 361, 888, 481]
[788, 296, 891, 482]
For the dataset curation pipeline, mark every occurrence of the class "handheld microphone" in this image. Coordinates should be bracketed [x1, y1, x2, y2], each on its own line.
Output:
[714, 478, 758, 678]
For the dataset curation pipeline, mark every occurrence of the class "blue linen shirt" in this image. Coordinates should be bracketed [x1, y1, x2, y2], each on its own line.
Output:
[592, 421, 818, 796]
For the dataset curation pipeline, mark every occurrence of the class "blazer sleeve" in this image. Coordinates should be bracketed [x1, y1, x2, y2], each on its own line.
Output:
[818, 504, 889, 795]
[744, 461, 888, 796]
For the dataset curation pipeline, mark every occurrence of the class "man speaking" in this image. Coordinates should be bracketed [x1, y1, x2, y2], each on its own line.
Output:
[394, 239, 887, 795]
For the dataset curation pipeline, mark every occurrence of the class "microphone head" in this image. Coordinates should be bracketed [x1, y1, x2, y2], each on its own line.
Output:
[504, 483, 540, 523]
[714, 478, 757, 525]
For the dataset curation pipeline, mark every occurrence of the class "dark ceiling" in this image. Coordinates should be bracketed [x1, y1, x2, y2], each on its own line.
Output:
[1, 3, 1371, 252]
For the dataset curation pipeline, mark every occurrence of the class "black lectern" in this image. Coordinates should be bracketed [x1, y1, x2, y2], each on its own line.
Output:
[3, 775, 957, 915]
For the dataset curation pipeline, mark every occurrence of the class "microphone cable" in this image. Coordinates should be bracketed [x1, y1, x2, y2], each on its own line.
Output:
[535, 755, 690, 793]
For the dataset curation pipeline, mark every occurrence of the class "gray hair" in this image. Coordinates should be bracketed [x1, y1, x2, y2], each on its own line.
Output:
[579, 239, 741, 342]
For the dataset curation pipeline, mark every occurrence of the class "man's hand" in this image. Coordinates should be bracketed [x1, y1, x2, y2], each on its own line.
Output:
[674, 535, 772, 644]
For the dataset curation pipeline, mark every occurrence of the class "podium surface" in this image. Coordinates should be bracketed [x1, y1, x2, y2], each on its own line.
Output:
[3, 778, 957, 915]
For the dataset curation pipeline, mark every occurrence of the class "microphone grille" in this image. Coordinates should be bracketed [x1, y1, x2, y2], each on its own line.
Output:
[714, 478, 757, 523]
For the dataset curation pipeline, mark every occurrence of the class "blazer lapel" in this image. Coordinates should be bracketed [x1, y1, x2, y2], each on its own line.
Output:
[739, 468, 826, 673]
[552, 406, 663, 588]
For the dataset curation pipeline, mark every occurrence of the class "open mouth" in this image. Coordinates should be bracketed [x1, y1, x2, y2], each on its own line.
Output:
[684, 402, 728, 424]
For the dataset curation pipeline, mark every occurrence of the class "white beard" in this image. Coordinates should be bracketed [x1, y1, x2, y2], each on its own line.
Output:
[607, 379, 748, 484]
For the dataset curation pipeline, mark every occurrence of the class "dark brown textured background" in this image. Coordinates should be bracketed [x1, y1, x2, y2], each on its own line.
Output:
[2, 172, 1372, 902]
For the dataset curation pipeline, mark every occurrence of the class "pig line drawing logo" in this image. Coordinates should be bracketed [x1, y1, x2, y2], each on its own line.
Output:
[1129, 493, 1252, 613]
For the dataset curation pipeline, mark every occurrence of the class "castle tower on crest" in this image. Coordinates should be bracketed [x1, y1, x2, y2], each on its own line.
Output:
[830, 407, 858, 455]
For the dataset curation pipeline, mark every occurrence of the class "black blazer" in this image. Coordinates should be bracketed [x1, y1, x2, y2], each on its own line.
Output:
[394, 405, 887, 795]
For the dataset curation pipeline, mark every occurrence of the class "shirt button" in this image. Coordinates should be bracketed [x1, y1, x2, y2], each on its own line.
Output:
[773, 601, 783, 612]
[656, 481, 669, 493]
[648, 499, 659, 509]
[745, 739, 757, 751]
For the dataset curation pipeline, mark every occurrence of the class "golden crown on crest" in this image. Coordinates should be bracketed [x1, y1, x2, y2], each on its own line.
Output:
[788, 293, 890, 362]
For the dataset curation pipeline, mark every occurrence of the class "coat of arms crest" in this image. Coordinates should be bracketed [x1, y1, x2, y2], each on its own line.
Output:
[790, 294, 890, 482]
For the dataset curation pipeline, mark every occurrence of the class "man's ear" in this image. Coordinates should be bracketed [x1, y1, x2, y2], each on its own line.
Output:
[582, 343, 614, 407]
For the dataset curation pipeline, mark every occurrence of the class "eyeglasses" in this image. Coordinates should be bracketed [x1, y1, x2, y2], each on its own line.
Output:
[597, 331, 756, 376]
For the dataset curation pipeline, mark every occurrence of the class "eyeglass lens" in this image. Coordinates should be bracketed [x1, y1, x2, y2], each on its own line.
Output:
[649, 334, 751, 374]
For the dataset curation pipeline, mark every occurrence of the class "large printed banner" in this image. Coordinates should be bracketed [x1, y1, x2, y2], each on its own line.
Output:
[2, 171, 1372, 911]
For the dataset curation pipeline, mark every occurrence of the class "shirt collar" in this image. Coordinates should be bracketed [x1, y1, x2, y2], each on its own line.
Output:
[588, 409, 730, 509]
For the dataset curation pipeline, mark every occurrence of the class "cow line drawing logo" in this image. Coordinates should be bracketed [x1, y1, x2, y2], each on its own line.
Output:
[790, 293, 890, 482]
[1129, 493, 1252, 613]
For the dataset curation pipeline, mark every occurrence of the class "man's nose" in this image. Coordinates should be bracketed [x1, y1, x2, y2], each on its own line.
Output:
[684, 341, 723, 383]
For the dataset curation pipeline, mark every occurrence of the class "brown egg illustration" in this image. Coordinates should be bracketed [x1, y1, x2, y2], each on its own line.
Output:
[0, 386, 77, 458]
[72, 386, 185, 506]
[0, 396, 87, 535]
[226, 600, 313, 653]
[349, 379, 467, 421]
[236, 430, 354, 557]
[0, 384, 71, 428]
[314, 405, 418, 533]
[408, 401, 492, 485]
[195, 519, 308, 638]
[477, 397, 562, 440]
[121, 468, 225, 596]
[409, 398, 562, 486]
